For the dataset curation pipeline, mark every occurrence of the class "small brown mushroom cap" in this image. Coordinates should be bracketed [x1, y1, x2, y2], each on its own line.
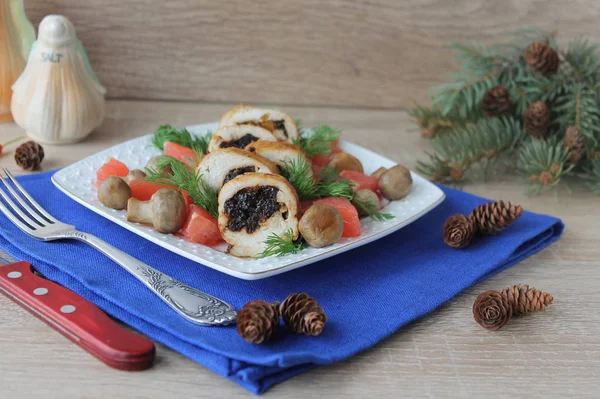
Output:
[299, 204, 344, 248]
[127, 188, 187, 234]
[97, 176, 132, 210]
[352, 189, 382, 216]
[371, 167, 387, 180]
[146, 155, 175, 176]
[378, 165, 413, 200]
[126, 169, 147, 182]
[327, 152, 364, 173]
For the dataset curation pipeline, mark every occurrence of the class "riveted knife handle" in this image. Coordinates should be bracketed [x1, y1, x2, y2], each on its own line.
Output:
[0, 261, 155, 371]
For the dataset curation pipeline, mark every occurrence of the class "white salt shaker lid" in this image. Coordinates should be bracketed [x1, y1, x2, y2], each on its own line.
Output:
[38, 15, 76, 48]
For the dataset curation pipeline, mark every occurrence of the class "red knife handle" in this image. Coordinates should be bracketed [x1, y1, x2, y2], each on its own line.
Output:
[0, 261, 155, 371]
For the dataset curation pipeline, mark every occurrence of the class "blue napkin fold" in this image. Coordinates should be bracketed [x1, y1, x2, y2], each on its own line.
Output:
[0, 171, 563, 394]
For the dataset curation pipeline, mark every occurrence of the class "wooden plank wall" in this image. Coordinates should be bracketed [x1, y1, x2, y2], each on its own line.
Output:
[23, 0, 600, 108]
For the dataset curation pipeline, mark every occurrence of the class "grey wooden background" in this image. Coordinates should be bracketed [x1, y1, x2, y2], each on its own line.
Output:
[23, 0, 600, 108]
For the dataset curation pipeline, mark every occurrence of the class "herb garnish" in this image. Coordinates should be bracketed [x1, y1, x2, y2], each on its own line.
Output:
[260, 229, 306, 258]
[353, 198, 394, 222]
[279, 157, 354, 200]
[145, 157, 218, 217]
[152, 124, 212, 155]
[293, 125, 342, 158]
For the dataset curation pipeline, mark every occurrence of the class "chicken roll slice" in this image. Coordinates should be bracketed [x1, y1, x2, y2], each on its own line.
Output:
[196, 148, 279, 192]
[208, 125, 277, 152]
[218, 173, 300, 258]
[219, 104, 299, 142]
[246, 141, 313, 178]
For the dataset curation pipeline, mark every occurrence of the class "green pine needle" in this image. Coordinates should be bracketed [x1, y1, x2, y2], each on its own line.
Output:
[293, 125, 342, 158]
[152, 124, 212, 155]
[260, 229, 306, 258]
[581, 158, 600, 195]
[144, 157, 218, 217]
[417, 116, 524, 184]
[517, 137, 574, 196]
[410, 29, 600, 195]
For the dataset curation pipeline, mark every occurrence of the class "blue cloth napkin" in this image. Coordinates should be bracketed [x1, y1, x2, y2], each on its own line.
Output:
[0, 171, 563, 394]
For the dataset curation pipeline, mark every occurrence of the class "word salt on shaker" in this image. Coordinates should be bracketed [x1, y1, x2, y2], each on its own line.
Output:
[11, 14, 106, 144]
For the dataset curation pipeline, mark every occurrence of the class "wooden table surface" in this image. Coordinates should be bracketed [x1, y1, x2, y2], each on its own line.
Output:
[0, 101, 598, 398]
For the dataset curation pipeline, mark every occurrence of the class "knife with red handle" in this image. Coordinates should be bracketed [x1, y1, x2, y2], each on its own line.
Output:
[0, 260, 155, 371]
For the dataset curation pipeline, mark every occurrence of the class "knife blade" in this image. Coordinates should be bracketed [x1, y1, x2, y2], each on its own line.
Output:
[0, 257, 155, 371]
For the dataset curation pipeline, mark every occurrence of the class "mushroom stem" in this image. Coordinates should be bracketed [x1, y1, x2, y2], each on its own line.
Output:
[127, 198, 153, 225]
[126, 188, 187, 234]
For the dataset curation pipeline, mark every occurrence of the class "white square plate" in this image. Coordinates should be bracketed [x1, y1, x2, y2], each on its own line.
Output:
[52, 123, 445, 280]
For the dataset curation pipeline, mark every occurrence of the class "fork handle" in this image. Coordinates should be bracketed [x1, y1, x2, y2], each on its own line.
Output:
[0, 261, 155, 371]
[61, 231, 237, 326]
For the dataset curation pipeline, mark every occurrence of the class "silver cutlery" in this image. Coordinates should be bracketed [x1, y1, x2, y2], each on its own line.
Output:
[0, 168, 236, 326]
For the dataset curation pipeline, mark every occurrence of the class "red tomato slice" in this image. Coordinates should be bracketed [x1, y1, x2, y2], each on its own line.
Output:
[96, 158, 129, 187]
[299, 199, 314, 217]
[339, 170, 379, 192]
[164, 141, 199, 166]
[129, 181, 171, 201]
[314, 197, 361, 237]
[181, 204, 223, 246]
[130, 181, 191, 212]
[311, 163, 323, 179]
[311, 143, 343, 167]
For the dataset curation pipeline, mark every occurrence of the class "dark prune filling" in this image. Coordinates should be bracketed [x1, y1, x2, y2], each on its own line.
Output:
[223, 166, 256, 185]
[220, 134, 260, 149]
[224, 186, 281, 233]
[244, 120, 287, 138]
[272, 120, 288, 137]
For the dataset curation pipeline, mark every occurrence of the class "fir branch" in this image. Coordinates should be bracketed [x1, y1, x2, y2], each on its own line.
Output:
[409, 103, 471, 138]
[416, 153, 455, 184]
[417, 117, 524, 183]
[293, 125, 342, 158]
[562, 37, 600, 84]
[432, 73, 498, 119]
[145, 158, 218, 217]
[260, 229, 306, 258]
[555, 84, 600, 151]
[517, 137, 574, 195]
[353, 198, 394, 221]
[581, 158, 600, 195]
[152, 124, 212, 155]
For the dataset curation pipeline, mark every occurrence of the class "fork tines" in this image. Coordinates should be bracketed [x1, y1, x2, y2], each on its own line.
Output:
[0, 167, 57, 232]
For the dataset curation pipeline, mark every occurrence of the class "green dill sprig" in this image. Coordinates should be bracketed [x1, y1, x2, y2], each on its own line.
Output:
[353, 198, 394, 222]
[280, 157, 354, 200]
[260, 229, 306, 258]
[144, 158, 218, 217]
[293, 125, 342, 158]
[152, 124, 212, 155]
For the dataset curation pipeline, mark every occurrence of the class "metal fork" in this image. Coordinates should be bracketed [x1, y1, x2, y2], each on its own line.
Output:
[0, 168, 236, 326]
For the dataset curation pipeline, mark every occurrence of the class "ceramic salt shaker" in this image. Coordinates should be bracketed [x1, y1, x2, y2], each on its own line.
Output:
[0, 0, 35, 122]
[11, 14, 106, 144]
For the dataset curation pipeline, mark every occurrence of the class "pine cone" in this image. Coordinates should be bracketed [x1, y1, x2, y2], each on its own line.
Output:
[500, 284, 554, 315]
[280, 293, 326, 336]
[473, 290, 513, 330]
[524, 101, 550, 138]
[236, 300, 280, 344]
[482, 85, 512, 117]
[470, 201, 524, 235]
[564, 126, 585, 164]
[443, 214, 476, 249]
[14, 141, 44, 170]
[525, 41, 559, 75]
